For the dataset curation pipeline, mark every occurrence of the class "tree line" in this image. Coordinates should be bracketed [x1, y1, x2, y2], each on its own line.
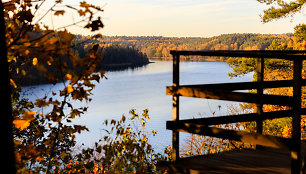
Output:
[73, 33, 295, 61]
[20, 32, 300, 86]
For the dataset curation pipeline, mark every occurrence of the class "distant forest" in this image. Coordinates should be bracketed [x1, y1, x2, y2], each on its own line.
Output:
[75, 44, 149, 67]
[16, 33, 295, 85]
[73, 33, 294, 61]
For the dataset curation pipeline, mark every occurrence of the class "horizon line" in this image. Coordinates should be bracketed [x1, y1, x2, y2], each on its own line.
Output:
[78, 32, 294, 38]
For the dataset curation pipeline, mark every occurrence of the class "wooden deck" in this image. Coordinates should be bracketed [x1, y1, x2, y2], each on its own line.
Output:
[159, 145, 305, 174]
[162, 50, 306, 173]
[159, 148, 291, 174]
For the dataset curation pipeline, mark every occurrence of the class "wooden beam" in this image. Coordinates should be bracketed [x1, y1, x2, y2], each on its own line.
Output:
[172, 54, 180, 161]
[256, 57, 264, 136]
[168, 79, 306, 91]
[170, 50, 306, 60]
[166, 121, 293, 150]
[167, 87, 294, 106]
[170, 109, 306, 126]
[291, 59, 302, 173]
[166, 108, 306, 127]
[170, 50, 306, 55]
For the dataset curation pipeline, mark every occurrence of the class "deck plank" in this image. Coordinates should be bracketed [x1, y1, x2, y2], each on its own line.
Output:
[159, 147, 294, 174]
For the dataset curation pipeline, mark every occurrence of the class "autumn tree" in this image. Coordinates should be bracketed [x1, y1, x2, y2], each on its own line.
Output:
[2, 0, 105, 172]
[294, 24, 306, 50]
[64, 109, 166, 173]
[294, 24, 306, 43]
[225, 0, 306, 145]
[258, 0, 306, 23]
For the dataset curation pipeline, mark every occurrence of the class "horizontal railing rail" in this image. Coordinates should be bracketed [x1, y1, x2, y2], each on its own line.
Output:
[167, 79, 306, 91]
[166, 108, 306, 126]
[170, 50, 306, 60]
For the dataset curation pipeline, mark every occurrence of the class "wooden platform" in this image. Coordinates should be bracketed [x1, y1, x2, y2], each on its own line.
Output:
[159, 146, 305, 174]
[164, 50, 306, 173]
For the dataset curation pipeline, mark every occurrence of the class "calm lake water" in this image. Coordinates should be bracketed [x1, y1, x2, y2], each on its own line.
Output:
[25, 60, 253, 153]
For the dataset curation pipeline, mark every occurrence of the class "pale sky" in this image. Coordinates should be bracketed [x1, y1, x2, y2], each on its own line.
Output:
[38, 0, 306, 37]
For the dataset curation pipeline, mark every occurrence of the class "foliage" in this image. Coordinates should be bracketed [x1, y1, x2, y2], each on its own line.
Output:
[75, 43, 150, 68]
[4, 0, 105, 173]
[226, 25, 305, 78]
[257, 0, 306, 50]
[257, 0, 306, 23]
[226, 23, 306, 141]
[55, 109, 166, 174]
[73, 33, 293, 61]
[185, 19, 306, 156]
[242, 66, 306, 140]
[101, 44, 149, 66]
[181, 105, 253, 157]
[226, 57, 257, 77]
[4, 1, 168, 173]
[294, 24, 306, 43]
[294, 24, 306, 51]
[13, 42, 150, 85]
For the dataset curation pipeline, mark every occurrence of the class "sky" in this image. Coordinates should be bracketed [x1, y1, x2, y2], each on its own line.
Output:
[38, 0, 306, 37]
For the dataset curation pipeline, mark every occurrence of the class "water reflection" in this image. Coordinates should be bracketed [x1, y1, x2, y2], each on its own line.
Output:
[101, 62, 151, 72]
[24, 60, 253, 153]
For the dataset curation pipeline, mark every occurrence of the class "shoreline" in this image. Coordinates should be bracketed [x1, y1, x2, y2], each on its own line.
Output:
[149, 57, 227, 62]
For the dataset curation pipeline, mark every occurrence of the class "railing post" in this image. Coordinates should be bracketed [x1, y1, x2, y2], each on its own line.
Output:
[172, 53, 180, 161]
[292, 59, 302, 174]
[256, 58, 264, 136]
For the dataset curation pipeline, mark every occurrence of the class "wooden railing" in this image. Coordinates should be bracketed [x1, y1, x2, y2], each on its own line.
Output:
[166, 50, 306, 174]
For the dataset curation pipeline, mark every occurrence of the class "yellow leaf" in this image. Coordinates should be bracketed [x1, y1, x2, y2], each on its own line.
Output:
[8, 56, 16, 62]
[67, 86, 73, 93]
[13, 120, 31, 131]
[32, 57, 38, 66]
[10, 79, 17, 88]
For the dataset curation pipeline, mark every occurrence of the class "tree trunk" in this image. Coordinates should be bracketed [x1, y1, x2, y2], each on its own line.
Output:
[0, 1, 16, 173]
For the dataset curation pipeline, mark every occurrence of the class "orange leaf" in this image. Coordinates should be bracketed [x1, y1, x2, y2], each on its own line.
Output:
[25, 50, 30, 55]
[36, 156, 44, 162]
[23, 111, 36, 120]
[67, 86, 73, 93]
[54, 10, 65, 16]
[21, 69, 26, 76]
[23, 42, 31, 47]
[47, 37, 58, 45]
[13, 120, 31, 131]
[36, 64, 47, 72]
[65, 73, 72, 80]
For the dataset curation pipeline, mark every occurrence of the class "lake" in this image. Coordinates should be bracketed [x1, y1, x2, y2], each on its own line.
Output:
[25, 60, 253, 153]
